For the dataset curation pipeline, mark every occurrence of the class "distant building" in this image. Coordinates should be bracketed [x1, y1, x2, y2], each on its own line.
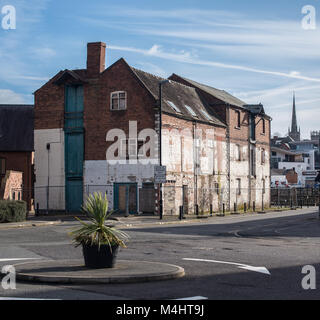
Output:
[271, 92, 320, 187]
[288, 92, 301, 142]
[0, 105, 34, 210]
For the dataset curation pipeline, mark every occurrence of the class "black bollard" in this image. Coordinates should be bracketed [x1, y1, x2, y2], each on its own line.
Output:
[244, 202, 247, 213]
[195, 204, 199, 216]
[222, 203, 225, 216]
[179, 206, 183, 220]
[210, 204, 213, 217]
[253, 201, 256, 212]
[160, 199, 163, 220]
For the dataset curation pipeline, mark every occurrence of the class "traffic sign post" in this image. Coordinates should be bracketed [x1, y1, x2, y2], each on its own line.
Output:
[154, 166, 166, 220]
[154, 165, 166, 184]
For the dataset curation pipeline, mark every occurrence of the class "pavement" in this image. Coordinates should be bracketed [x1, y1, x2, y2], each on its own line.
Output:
[0, 220, 62, 230]
[23, 206, 297, 230]
[14, 259, 185, 284]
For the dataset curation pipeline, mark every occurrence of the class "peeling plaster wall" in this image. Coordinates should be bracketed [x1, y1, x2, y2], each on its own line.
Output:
[34, 129, 65, 210]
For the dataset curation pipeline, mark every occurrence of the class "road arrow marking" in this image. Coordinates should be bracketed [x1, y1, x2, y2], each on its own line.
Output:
[175, 296, 208, 300]
[183, 258, 271, 275]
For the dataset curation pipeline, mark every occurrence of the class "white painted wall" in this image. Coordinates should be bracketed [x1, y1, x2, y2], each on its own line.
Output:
[84, 160, 156, 211]
[271, 175, 288, 187]
[34, 129, 65, 210]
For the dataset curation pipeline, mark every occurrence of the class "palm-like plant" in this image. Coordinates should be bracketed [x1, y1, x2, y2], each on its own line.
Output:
[69, 192, 129, 249]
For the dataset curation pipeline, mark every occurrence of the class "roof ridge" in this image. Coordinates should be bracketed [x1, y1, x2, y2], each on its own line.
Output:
[131, 67, 197, 92]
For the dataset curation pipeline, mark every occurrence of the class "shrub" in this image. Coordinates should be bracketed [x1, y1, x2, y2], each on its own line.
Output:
[0, 200, 27, 223]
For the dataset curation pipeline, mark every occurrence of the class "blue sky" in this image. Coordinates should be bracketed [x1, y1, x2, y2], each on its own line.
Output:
[0, 0, 319, 138]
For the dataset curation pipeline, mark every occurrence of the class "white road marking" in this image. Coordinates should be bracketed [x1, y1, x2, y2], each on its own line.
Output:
[0, 258, 41, 262]
[183, 258, 271, 275]
[0, 297, 60, 300]
[175, 296, 208, 300]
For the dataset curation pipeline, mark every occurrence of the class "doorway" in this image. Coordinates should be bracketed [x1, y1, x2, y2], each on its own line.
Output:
[114, 183, 138, 214]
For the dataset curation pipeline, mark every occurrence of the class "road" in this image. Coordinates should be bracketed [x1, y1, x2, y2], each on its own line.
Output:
[0, 208, 319, 300]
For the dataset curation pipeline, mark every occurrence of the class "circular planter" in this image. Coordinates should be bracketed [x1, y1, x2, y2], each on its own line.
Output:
[82, 244, 119, 268]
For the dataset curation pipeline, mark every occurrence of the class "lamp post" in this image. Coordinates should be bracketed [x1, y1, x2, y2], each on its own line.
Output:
[158, 80, 169, 220]
[46, 143, 50, 215]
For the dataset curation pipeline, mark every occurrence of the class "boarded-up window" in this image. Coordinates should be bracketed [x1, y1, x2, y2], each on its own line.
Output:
[261, 148, 266, 164]
[235, 144, 241, 161]
[236, 178, 241, 195]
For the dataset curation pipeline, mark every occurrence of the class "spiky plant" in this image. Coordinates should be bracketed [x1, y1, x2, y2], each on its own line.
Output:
[69, 192, 129, 249]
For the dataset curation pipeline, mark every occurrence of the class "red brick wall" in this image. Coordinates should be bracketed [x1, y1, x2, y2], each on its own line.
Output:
[34, 73, 65, 130]
[2, 171, 23, 200]
[84, 59, 156, 160]
[0, 152, 33, 210]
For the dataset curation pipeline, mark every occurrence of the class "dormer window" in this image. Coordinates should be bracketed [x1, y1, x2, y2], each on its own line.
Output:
[111, 91, 127, 110]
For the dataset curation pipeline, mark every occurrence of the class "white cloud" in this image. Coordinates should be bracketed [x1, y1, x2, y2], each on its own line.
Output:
[109, 44, 320, 82]
[147, 45, 161, 55]
[32, 47, 56, 58]
[0, 89, 29, 104]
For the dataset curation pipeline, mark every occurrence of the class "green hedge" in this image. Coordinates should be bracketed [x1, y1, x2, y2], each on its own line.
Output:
[0, 200, 27, 223]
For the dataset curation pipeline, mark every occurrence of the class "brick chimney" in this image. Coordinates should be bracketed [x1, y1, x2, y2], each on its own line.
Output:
[86, 42, 106, 77]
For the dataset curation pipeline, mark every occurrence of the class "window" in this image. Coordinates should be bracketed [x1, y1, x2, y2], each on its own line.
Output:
[137, 140, 145, 157]
[200, 109, 212, 121]
[215, 183, 220, 195]
[0, 158, 5, 175]
[261, 148, 265, 164]
[236, 178, 241, 195]
[111, 91, 127, 110]
[262, 179, 266, 194]
[167, 100, 182, 113]
[185, 105, 198, 117]
[262, 119, 266, 134]
[235, 110, 241, 128]
[235, 144, 241, 161]
[194, 138, 201, 175]
[128, 139, 137, 157]
[121, 139, 145, 159]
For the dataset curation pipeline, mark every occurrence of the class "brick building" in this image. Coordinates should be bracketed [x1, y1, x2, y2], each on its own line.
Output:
[169, 75, 272, 210]
[34, 42, 271, 214]
[0, 105, 34, 210]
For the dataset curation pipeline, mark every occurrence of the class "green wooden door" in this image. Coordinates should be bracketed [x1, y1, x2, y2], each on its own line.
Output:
[65, 85, 84, 212]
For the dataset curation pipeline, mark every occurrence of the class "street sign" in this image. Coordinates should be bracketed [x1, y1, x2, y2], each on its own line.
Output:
[154, 165, 166, 184]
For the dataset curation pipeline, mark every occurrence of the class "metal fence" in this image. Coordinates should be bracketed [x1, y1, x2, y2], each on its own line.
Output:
[4, 184, 318, 216]
[33, 184, 272, 215]
[162, 186, 271, 215]
[270, 187, 320, 207]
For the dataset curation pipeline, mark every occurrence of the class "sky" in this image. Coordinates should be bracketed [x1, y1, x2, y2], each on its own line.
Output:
[0, 0, 319, 139]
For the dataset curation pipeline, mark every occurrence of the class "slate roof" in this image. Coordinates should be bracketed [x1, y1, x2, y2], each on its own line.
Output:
[53, 69, 87, 85]
[271, 146, 300, 156]
[130, 67, 225, 127]
[170, 74, 247, 108]
[0, 105, 34, 152]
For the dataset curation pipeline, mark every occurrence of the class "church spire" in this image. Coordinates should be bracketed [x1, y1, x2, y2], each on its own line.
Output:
[291, 91, 298, 132]
[289, 91, 300, 141]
